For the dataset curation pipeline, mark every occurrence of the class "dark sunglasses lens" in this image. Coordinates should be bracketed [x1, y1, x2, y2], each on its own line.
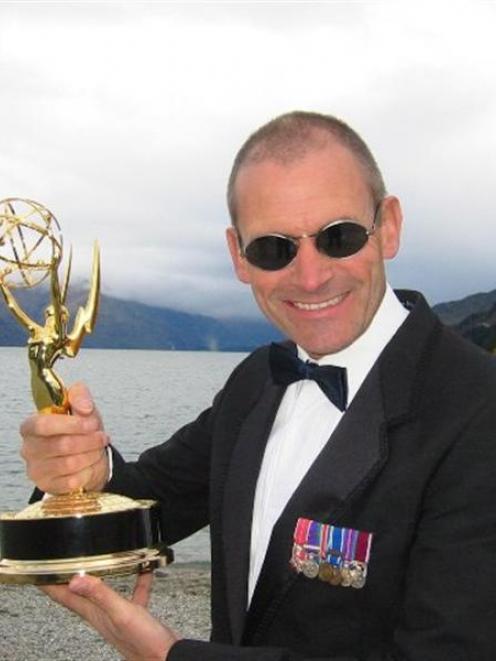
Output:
[244, 236, 297, 270]
[317, 222, 369, 258]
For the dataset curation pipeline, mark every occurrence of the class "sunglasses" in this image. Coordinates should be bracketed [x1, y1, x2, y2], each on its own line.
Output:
[238, 203, 382, 271]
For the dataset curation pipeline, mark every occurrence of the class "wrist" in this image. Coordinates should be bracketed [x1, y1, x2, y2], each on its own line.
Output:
[88, 446, 111, 492]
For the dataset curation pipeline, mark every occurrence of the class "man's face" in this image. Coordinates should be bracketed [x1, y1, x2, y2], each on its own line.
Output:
[226, 143, 402, 358]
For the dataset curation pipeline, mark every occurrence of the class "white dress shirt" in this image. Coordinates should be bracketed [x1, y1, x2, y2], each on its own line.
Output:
[248, 285, 409, 603]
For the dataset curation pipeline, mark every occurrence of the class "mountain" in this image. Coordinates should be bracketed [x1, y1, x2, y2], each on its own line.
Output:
[0, 286, 282, 352]
[432, 289, 496, 326]
[432, 289, 496, 353]
[452, 302, 496, 352]
[1, 285, 496, 353]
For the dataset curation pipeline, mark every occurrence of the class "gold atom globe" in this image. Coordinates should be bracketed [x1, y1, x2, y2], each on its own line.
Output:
[0, 198, 63, 288]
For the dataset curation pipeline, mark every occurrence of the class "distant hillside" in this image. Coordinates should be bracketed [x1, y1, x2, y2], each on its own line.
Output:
[0, 287, 282, 352]
[453, 302, 496, 352]
[432, 289, 496, 326]
[1, 286, 495, 353]
[432, 289, 496, 352]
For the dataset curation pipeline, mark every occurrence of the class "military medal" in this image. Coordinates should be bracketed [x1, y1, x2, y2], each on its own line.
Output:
[318, 562, 334, 581]
[348, 531, 372, 588]
[290, 518, 311, 572]
[290, 518, 373, 589]
[302, 558, 320, 578]
[290, 518, 325, 579]
[324, 526, 343, 585]
[302, 520, 323, 578]
[348, 561, 367, 589]
[341, 527, 358, 587]
[341, 528, 373, 589]
[340, 565, 353, 587]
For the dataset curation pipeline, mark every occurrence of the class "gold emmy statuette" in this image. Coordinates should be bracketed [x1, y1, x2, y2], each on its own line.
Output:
[0, 198, 172, 585]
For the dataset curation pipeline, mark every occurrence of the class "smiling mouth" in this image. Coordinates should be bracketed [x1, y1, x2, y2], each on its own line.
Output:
[291, 294, 346, 311]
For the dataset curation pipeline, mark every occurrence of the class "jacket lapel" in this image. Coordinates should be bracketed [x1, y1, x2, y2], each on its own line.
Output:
[244, 362, 388, 641]
[222, 291, 441, 645]
[244, 291, 442, 642]
[222, 378, 285, 644]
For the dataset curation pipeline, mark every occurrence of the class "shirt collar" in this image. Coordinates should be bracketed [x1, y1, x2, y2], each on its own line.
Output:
[297, 284, 409, 403]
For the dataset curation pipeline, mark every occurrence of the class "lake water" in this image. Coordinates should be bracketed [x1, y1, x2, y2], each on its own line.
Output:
[0, 347, 246, 563]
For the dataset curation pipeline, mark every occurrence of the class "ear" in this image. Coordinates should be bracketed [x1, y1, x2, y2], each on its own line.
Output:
[226, 227, 251, 284]
[377, 195, 402, 260]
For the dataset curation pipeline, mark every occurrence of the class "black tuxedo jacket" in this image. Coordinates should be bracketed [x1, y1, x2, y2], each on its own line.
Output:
[107, 291, 496, 660]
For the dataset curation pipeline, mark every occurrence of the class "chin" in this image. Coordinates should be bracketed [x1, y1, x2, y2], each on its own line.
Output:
[297, 330, 358, 358]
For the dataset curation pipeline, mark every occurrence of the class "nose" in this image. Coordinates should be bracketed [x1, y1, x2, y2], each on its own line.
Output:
[290, 237, 334, 291]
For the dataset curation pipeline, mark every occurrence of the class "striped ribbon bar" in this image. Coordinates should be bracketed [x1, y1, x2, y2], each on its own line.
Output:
[291, 517, 373, 589]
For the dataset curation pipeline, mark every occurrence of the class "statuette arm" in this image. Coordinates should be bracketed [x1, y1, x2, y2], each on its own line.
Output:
[65, 242, 100, 357]
[0, 280, 41, 334]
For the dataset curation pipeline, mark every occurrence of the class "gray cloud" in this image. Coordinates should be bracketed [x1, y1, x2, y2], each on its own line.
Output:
[1, 2, 495, 318]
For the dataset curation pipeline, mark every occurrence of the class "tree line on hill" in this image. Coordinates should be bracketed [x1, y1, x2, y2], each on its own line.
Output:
[0, 286, 495, 353]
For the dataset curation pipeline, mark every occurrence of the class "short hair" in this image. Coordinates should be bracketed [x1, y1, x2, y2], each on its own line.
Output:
[227, 111, 387, 226]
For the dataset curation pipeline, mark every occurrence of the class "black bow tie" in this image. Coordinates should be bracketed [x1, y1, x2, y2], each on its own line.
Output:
[269, 342, 348, 412]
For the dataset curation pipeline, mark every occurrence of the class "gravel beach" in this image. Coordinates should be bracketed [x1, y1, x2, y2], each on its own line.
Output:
[0, 563, 211, 660]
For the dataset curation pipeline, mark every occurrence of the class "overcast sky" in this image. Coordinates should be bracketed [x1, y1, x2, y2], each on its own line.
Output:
[1, 1, 495, 318]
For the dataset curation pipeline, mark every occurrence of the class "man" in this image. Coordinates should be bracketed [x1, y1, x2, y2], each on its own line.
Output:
[21, 111, 496, 660]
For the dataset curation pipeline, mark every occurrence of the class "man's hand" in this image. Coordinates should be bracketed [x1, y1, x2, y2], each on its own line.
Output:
[20, 382, 110, 494]
[44, 572, 179, 661]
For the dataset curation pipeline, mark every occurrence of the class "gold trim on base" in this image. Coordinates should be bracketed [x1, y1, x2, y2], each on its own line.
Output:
[0, 546, 171, 585]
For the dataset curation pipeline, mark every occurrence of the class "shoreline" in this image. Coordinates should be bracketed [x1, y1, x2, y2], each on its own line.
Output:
[0, 562, 211, 661]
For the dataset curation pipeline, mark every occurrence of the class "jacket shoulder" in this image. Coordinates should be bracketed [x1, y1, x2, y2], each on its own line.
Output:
[220, 344, 273, 399]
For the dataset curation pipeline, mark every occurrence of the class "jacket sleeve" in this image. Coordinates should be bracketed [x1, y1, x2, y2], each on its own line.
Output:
[105, 391, 221, 545]
[105, 347, 269, 545]
[168, 639, 355, 661]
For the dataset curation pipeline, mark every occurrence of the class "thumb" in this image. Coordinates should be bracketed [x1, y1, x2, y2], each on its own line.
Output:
[132, 571, 154, 608]
[68, 382, 95, 416]
[68, 575, 125, 620]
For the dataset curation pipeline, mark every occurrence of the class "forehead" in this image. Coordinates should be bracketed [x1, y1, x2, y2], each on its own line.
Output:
[234, 144, 373, 234]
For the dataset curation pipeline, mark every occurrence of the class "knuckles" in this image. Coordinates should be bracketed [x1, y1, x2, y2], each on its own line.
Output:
[57, 449, 103, 478]
[18, 408, 108, 493]
[20, 414, 86, 439]
[19, 414, 41, 438]
[23, 446, 106, 492]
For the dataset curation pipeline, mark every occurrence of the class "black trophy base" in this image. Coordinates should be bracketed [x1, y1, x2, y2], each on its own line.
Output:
[0, 495, 173, 585]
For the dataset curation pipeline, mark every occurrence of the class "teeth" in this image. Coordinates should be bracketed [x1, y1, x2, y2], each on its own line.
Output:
[293, 295, 343, 311]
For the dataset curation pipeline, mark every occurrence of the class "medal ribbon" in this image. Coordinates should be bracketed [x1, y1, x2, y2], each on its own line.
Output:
[327, 525, 344, 566]
[320, 524, 330, 559]
[294, 518, 311, 545]
[292, 519, 373, 581]
[307, 520, 322, 552]
[355, 530, 373, 564]
[343, 527, 358, 563]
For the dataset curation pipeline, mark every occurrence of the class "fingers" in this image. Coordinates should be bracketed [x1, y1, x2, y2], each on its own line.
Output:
[29, 446, 110, 494]
[131, 572, 154, 608]
[69, 382, 95, 414]
[21, 426, 109, 489]
[67, 574, 155, 620]
[68, 575, 132, 625]
[51, 573, 154, 611]
[20, 412, 93, 438]
[68, 383, 103, 428]
[44, 574, 179, 660]
[21, 429, 108, 459]
[44, 577, 125, 631]
[42, 583, 90, 613]
[69, 574, 111, 603]
[19, 382, 110, 493]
